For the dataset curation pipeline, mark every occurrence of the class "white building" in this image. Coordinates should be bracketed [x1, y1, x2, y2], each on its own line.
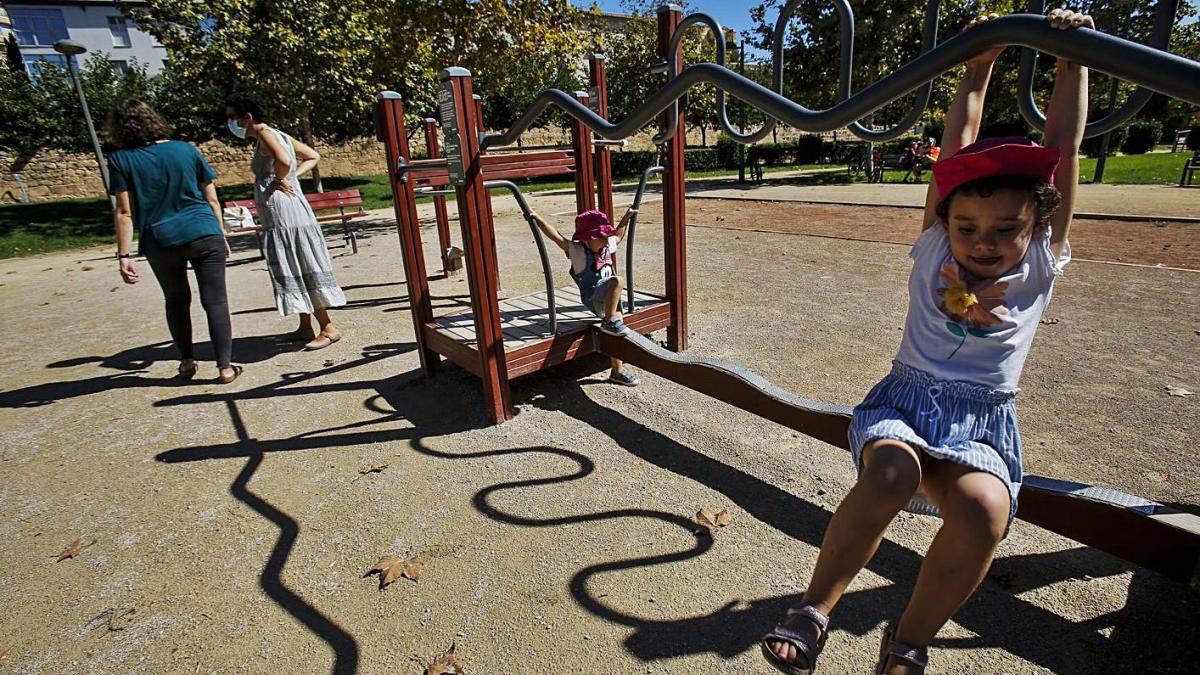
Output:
[2, 0, 166, 77]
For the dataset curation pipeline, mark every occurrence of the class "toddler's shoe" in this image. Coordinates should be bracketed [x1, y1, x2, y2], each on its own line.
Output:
[599, 317, 629, 335]
[609, 371, 639, 387]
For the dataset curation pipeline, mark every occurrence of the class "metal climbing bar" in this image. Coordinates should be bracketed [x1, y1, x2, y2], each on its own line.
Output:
[624, 163, 665, 313]
[483, 180, 559, 334]
[483, 13, 1200, 150]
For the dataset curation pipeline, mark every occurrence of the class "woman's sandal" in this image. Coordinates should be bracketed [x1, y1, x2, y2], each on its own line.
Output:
[304, 330, 342, 351]
[176, 362, 198, 381]
[217, 365, 243, 385]
[761, 605, 830, 674]
[874, 624, 928, 674]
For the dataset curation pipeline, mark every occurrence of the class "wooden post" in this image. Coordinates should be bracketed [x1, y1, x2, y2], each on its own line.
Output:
[569, 90, 597, 214]
[376, 91, 439, 375]
[473, 93, 500, 291]
[657, 5, 688, 352]
[441, 69, 513, 423]
[589, 53, 615, 222]
[423, 118, 453, 274]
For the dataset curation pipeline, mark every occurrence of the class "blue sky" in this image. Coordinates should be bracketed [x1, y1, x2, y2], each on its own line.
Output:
[575, 1, 763, 40]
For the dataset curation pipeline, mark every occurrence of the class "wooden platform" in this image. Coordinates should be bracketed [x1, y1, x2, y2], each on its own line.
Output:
[424, 286, 671, 379]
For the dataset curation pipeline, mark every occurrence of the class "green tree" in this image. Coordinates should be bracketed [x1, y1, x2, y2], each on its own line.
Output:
[602, 0, 721, 145]
[131, 1, 385, 190]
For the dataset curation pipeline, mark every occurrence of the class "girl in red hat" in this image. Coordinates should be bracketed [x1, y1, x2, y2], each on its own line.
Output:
[763, 8, 1092, 674]
[531, 206, 640, 386]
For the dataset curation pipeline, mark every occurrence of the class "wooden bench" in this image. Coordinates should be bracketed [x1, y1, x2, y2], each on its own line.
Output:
[406, 150, 576, 189]
[224, 188, 366, 255]
[1180, 152, 1200, 187]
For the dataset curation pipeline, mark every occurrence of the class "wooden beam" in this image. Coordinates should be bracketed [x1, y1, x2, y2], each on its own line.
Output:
[570, 91, 597, 214]
[657, 5, 688, 352]
[375, 92, 439, 375]
[589, 53, 615, 222]
[423, 118, 454, 275]
[441, 69, 513, 423]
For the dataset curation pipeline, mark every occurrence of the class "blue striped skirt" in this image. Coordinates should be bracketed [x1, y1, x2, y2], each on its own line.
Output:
[848, 361, 1022, 522]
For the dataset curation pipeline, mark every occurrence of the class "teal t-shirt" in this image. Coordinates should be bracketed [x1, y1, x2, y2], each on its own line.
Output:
[107, 140, 222, 253]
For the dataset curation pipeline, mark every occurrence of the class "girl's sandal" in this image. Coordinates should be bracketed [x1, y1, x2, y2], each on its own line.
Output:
[875, 625, 928, 674]
[217, 365, 243, 385]
[761, 605, 830, 674]
[304, 330, 342, 351]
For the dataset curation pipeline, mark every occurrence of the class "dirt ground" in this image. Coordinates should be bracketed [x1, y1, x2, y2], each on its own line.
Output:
[0, 193, 1197, 674]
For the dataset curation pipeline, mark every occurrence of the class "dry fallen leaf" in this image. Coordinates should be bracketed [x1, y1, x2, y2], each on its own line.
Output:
[367, 555, 424, 589]
[425, 642, 464, 675]
[80, 265, 95, 271]
[715, 508, 732, 527]
[0, 644, 12, 661]
[55, 537, 96, 562]
[1039, 317, 1060, 325]
[695, 508, 732, 534]
[1166, 386, 1194, 398]
[352, 463, 389, 482]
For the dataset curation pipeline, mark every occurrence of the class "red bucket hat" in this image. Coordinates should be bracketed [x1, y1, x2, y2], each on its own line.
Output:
[932, 137, 1060, 201]
[573, 209, 614, 241]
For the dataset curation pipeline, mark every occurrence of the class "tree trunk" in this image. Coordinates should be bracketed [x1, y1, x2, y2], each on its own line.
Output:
[300, 111, 324, 193]
[700, 124, 707, 147]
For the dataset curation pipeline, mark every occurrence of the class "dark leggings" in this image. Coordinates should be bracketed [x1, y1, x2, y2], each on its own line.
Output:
[145, 235, 233, 369]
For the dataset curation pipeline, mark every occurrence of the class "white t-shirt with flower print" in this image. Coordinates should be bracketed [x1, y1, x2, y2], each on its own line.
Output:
[894, 222, 1070, 392]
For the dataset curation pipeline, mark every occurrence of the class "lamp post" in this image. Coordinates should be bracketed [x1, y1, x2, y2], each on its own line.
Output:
[53, 39, 111, 200]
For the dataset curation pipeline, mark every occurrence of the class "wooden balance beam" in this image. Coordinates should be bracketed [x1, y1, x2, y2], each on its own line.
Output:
[594, 328, 1200, 588]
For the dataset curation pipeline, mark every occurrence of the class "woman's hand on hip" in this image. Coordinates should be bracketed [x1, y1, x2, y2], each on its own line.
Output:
[270, 177, 296, 196]
[119, 258, 140, 284]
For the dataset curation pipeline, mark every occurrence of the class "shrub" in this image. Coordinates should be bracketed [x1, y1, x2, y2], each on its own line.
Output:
[747, 142, 789, 166]
[1121, 120, 1162, 155]
[1081, 125, 1128, 158]
[684, 147, 721, 171]
[714, 134, 739, 168]
[1188, 127, 1200, 152]
[611, 150, 659, 177]
[794, 135, 825, 164]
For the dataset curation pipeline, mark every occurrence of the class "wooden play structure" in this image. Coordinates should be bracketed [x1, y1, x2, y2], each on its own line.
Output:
[376, 3, 1200, 588]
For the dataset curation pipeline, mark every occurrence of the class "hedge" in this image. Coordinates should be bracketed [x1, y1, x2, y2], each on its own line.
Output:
[1121, 120, 1162, 155]
[1081, 125, 1128, 158]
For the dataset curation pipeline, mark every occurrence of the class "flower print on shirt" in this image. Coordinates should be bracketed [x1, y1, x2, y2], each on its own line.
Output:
[937, 262, 1009, 359]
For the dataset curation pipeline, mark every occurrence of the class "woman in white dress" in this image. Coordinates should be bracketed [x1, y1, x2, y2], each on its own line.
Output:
[225, 96, 346, 350]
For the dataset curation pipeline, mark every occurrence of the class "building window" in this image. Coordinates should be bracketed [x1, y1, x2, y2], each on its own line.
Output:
[108, 16, 132, 48]
[109, 60, 129, 76]
[23, 54, 69, 82]
[10, 8, 69, 47]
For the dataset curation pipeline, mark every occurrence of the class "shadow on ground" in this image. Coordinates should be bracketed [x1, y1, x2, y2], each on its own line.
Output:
[142, 344, 1200, 673]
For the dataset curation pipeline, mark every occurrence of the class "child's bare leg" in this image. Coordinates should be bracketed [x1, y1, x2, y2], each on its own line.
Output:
[604, 275, 624, 320]
[610, 357, 623, 374]
[884, 461, 1009, 674]
[767, 440, 921, 664]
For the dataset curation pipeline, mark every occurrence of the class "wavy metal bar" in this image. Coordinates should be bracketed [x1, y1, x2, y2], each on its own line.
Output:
[625, 163, 665, 312]
[654, 12, 726, 145]
[484, 180, 558, 334]
[481, 15, 1200, 151]
[1016, 0, 1178, 137]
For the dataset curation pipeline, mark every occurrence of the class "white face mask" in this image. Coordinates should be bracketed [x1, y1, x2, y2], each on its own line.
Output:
[227, 118, 247, 139]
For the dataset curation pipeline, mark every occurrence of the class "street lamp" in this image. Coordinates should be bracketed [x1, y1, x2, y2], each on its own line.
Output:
[53, 39, 111, 201]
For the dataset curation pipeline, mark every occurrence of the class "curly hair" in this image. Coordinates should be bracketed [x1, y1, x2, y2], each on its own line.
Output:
[104, 99, 174, 148]
[936, 174, 1062, 228]
[225, 95, 268, 123]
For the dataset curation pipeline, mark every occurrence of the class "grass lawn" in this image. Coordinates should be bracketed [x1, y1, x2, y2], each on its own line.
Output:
[1, 153, 1188, 259]
[871, 151, 1190, 185]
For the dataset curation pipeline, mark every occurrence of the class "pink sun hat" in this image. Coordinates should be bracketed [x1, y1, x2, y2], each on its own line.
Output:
[573, 209, 614, 241]
[932, 137, 1061, 201]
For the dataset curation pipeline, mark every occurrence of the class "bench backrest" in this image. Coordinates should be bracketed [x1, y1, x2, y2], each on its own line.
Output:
[224, 189, 363, 215]
[306, 189, 364, 212]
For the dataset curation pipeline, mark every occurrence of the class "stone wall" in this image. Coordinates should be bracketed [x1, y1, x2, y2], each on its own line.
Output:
[0, 124, 840, 205]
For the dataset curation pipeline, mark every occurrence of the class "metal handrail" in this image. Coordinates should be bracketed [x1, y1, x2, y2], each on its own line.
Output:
[483, 180, 559, 334]
[624, 164, 665, 313]
[482, 13, 1200, 151]
[414, 182, 559, 333]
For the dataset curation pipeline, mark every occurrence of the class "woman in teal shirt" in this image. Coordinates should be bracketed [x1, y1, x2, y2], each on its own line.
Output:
[107, 99, 239, 383]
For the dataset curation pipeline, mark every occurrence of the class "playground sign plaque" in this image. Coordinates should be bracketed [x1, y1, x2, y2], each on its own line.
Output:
[438, 80, 466, 186]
